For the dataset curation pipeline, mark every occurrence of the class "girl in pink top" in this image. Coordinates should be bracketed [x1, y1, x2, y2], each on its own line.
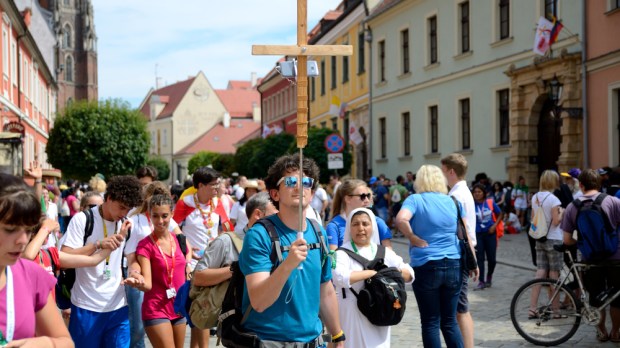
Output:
[0, 173, 73, 348]
[126, 194, 188, 348]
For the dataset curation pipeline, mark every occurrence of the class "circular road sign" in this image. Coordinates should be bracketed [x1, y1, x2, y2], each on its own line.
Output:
[324, 133, 345, 153]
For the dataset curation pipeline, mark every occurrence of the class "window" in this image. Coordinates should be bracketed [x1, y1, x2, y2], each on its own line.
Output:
[379, 40, 386, 82]
[65, 55, 73, 82]
[344, 116, 349, 145]
[460, 2, 470, 53]
[402, 112, 410, 156]
[2, 28, 8, 76]
[320, 60, 326, 95]
[428, 16, 438, 64]
[331, 117, 338, 131]
[163, 129, 167, 147]
[342, 55, 349, 83]
[498, 89, 510, 145]
[379, 117, 386, 158]
[499, 0, 510, 40]
[460, 99, 470, 150]
[320, 121, 327, 129]
[331, 56, 337, 89]
[62, 24, 72, 49]
[430, 106, 438, 153]
[311, 77, 315, 101]
[358, 32, 365, 73]
[11, 41, 16, 86]
[614, 0, 620, 10]
[401, 29, 410, 74]
[544, 0, 557, 20]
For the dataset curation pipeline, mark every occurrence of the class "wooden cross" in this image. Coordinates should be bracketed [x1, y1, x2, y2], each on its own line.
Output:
[252, 0, 352, 148]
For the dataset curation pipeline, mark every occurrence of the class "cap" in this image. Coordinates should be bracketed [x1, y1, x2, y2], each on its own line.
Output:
[369, 177, 377, 185]
[242, 180, 260, 190]
[560, 168, 581, 179]
[59, 184, 68, 190]
[598, 168, 608, 175]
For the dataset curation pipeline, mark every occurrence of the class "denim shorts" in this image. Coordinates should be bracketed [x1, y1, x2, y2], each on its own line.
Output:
[457, 265, 469, 313]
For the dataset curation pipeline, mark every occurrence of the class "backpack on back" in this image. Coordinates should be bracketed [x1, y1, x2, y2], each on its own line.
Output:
[337, 246, 407, 326]
[486, 199, 504, 239]
[189, 232, 243, 330]
[217, 217, 328, 348]
[528, 193, 551, 241]
[391, 188, 402, 203]
[573, 193, 619, 262]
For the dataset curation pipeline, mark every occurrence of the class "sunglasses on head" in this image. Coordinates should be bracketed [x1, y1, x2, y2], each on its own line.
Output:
[276, 176, 314, 189]
[349, 193, 372, 200]
[88, 204, 98, 209]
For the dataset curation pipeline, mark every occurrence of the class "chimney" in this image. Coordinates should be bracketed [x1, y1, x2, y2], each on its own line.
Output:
[223, 112, 230, 128]
[22, 8, 32, 27]
[251, 72, 257, 87]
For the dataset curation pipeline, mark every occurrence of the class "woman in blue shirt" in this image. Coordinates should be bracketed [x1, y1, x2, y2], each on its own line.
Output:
[396, 165, 469, 348]
[472, 183, 503, 290]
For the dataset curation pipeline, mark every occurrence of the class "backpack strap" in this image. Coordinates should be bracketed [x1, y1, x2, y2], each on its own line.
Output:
[375, 245, 386, 260]
[337, 247, 371, 269]
[255, 217, 284, 272]
[224, 232, 244, 254]
[83, 208, 95, 246]
[307, 218, 329, 263]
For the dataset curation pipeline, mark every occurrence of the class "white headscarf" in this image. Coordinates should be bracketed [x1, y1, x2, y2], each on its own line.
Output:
[343, 207, 381, 249]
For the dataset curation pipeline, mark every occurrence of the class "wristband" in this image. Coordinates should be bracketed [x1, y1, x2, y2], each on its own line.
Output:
[95, 240, 102, 251]
[332, 331, 346, 343]
[34, 180, 42, 183]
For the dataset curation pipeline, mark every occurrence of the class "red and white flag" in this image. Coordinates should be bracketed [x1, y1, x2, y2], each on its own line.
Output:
[533, 17, 553, 56]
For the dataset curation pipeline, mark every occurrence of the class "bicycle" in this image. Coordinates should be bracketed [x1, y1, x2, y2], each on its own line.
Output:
[510, 244, 620, 346]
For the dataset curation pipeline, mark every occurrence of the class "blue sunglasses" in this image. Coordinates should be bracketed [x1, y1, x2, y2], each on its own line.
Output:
[277, 176, 314, 189]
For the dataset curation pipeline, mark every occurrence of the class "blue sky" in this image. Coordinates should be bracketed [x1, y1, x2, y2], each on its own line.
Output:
[93, 1, 341, 108]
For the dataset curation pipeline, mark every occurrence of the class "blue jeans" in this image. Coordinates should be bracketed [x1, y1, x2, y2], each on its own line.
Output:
[475, 232, 497, 282]
[126, 286, 145, 348]
[412, 258, 464, 348]
[69, 304, 130, 348]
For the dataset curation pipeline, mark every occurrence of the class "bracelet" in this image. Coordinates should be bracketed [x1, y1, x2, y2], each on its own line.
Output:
[332, 332, 346, 343]
[34, 179, 42, 183]
[331, 330, 344, 340]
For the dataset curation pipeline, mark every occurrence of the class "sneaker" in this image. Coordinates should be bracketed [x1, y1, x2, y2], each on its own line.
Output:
[486, 277, 492, 288]
[474, 281, 486, 291]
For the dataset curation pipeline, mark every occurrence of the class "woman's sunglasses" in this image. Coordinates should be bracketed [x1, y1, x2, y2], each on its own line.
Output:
[276, 176, 314, 189]
[348, 193, 372, 200]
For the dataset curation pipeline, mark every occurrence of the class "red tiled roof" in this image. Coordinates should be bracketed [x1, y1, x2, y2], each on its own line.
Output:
[215, 88, 260, 118]
[227, 80, 252, 89]
[139, 76, 196, 120]
[176, 119, 261, 155]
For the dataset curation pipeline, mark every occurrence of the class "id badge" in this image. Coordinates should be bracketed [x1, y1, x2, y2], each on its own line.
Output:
[166, 287, 177, 299]
[103, 265, 111, 280]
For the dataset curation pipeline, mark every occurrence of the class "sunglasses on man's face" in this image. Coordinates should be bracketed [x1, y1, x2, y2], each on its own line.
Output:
[276, 176, 314, 189]
[349, 193, 372, 201]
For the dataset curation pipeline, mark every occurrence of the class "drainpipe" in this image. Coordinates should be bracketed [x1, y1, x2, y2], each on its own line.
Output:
[365, 26, 373, 177]
[581, 0, 589, 168]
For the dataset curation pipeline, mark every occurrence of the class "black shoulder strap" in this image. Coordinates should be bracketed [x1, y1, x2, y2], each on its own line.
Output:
[43, 248, 57, 274]
[307, 218, 329, 258]
[255, 217, 284, 271]
[83, 209, 94, 246]
[594, 193, 608, 206]
[375, 245, 386, 260]
[337, 247, 371, 269]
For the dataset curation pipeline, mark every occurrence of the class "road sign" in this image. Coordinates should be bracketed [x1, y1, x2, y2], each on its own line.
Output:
[327, 153, 344, 170]
[324, 133, 345, 153]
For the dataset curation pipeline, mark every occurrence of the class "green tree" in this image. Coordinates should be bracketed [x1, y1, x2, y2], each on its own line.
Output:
[146, 156, 170, 181]
[46, 99, 149, 181]
[188, 151, 220, 174]
[234, 137, 264, 178]
[251, 132, 294, 178]
[212, 153, 235, 177]
[288, 127, 352, 183]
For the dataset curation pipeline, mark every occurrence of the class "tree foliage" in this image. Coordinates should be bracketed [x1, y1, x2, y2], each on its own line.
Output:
[188, 151, 220, 174]
[212, 153, 235, 177]
[288, 127, 352, 184]
[251, 132, 294, 178]
[146, 156, 170, 181]
[46, 99, 149, 181]
[233, 137, 264, 179]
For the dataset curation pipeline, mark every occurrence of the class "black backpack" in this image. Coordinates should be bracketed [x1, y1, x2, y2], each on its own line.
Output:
[217, 216, 328, 348]
[573, 194, 619, 262]
[337, 245, 407, 326]
[56, 208, 131, 306]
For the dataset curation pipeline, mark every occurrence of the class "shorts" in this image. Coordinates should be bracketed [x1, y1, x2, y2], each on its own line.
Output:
[583, 261, 620, 307]
[535, 239, 564, 271]
[143, 316, 187, 327]
[514, 198, 527, 211]
[457, 265, 469, 313]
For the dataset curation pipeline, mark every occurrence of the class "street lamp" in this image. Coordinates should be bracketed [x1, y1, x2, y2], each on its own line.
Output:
[548, 76, 582, 118]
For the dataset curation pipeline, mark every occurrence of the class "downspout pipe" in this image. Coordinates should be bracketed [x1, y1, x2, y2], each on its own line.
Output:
[365, 26, 373, 177]
[581, 0, 589, 168]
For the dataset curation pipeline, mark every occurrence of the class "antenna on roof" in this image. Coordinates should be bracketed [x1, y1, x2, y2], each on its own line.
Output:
[155, 63, 162, 89]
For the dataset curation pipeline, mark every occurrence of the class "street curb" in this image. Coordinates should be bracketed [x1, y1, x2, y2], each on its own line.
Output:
[391, 237, 537, 272]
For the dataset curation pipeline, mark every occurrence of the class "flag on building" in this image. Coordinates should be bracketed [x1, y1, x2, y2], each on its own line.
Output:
[550, 16, 563, 44]
[262, 124, 272, 138]
[339, 102, 348, 119]
[349, 120, 364, 145]
[272, 124, 283, 134]
[329, 96, 341, 116]
[533, 17, 553, 56]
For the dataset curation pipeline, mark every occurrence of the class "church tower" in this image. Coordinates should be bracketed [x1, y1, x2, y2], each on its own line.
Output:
[39, 0, 98, 109]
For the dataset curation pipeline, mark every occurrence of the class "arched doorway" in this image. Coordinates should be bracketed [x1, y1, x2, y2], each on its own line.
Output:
[537, 98, 562, 176]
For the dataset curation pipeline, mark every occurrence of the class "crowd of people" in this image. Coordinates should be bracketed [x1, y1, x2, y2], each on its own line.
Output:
[2, 155, 620, 348]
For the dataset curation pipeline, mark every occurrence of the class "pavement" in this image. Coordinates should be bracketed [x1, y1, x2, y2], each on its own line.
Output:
[148, 232, 615, 347]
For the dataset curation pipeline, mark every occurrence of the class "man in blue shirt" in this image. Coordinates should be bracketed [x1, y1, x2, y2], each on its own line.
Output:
[239, 154, 345, 346]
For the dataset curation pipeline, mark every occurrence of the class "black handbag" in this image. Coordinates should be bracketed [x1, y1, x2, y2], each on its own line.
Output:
[451, 196, 478, 271]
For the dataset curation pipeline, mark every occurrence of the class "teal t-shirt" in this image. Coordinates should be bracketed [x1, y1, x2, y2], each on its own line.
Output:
[401, 192, 461, 267]
[239, 215, 331, 342]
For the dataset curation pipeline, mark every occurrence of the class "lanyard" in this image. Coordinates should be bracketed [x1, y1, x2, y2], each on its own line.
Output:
[0, 266, 14, 344]
[150, 233, 175, 288]
[350, 242, 375, 256]
[101, 217, 118, 265]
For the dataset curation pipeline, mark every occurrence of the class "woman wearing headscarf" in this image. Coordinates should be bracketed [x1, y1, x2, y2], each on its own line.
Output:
[396, 165, 473, 348]
[332, 208, 413, 348]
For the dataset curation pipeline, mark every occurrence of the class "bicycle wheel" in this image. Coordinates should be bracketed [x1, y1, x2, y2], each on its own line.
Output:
[510, 278, 581, 346]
